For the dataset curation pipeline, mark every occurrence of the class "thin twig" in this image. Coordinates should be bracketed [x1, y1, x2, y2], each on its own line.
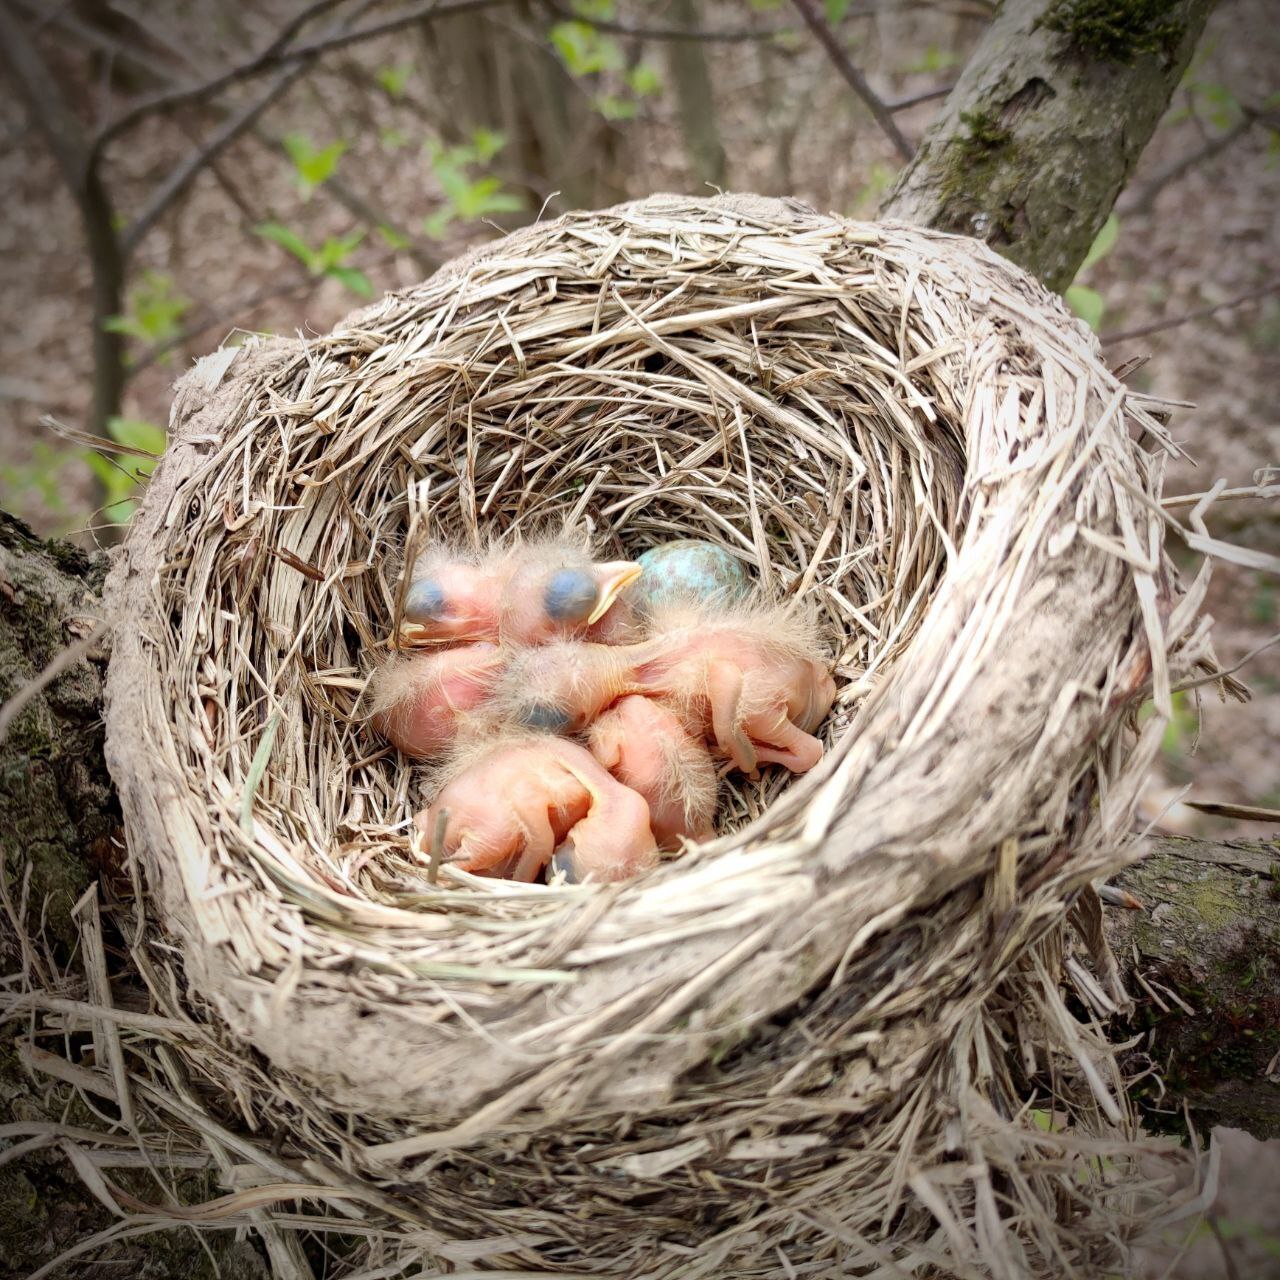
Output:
[542, 0, 791, 42]
[1120, 116, 1254, 216]
[93, 0, 507, 158]
[1101, 278, 1280, 345]
[887, 84, 956, 113]
[90, 0, 355, 154]
[789, 0, 914, 161]
[1206, 1215, 1242, 1280]
[121, 64, 307, 257]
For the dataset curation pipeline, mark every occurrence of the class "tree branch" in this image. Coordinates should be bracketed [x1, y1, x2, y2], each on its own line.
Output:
[880, 0, 1215, 292]
[0, 0, 126, 437]
[91, 0, 507, 157]
[1110, 836, 1280, 1139]
[1101, 278, 1280, 346]
[120, 64, 308, 258]
[1120, 115, 1255, 217]
[790, 0, 915, 162]
[541, 0, 791, 42]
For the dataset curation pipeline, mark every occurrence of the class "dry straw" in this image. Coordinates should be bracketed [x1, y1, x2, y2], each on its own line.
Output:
[94, 193, 1232, 1276]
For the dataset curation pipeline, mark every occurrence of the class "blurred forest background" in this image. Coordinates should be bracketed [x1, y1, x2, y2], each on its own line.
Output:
[3, 0, 1276, 840]
[0, 1, 1278, 1273]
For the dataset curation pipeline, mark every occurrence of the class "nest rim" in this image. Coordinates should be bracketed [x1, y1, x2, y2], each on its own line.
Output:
[100, 193, 1212, 1275]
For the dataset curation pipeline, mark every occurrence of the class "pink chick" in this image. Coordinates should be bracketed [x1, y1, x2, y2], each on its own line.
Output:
[488, 640, 642, 736]
[416, 734, 658, 883]
[630, 601, 837, 776]
[398, 536, 640, 646]
[367, 642, 504, 759]
[588, 695, 718, 850]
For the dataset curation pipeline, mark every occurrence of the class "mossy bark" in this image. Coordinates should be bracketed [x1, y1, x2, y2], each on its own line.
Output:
[0, 514, 115, 949]
[1111, 836, 1280, 1140]
[880, 0, 1215, 292]
[0, 516, 279, 1277]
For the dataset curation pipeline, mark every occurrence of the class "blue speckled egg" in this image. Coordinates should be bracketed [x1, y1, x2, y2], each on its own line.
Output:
[630, 540, 751, 614]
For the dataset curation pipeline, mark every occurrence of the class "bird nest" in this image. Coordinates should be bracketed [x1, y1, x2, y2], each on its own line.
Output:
[104, 194, 1221, 1277]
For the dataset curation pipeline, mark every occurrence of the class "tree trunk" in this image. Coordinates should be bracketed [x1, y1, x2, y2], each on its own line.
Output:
[880, 0, 1216, 291]
[665, 0, 728, 189]
[1111, 836, 1280, 1140]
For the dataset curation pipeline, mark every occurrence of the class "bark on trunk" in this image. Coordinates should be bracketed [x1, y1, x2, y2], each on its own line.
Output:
[1112, 836, 1280, 1140]
[880, 0, 1216, 292]
[665, 0, 728, 188]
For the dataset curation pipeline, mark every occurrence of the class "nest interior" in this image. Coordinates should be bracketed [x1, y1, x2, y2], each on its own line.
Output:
[102, 194, 1218, 1277]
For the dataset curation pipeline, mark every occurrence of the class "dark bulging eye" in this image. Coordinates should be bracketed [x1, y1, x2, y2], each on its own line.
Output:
[544, 568, 599, 622]
[520, 702, 572, 733]
[404, 578, 447, 623]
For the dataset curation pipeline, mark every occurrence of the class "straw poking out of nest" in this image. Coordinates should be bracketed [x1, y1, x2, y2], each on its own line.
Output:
[99, 194, 1233, 1277]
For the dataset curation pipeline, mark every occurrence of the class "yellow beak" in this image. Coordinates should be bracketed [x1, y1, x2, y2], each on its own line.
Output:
[587, 561, 643, 625]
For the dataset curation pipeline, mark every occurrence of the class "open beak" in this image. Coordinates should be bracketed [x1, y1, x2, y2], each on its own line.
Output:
[587, 561, 643, 625]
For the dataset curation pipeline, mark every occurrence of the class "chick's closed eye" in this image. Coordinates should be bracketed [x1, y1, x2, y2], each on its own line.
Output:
[543, 568, 599, 622]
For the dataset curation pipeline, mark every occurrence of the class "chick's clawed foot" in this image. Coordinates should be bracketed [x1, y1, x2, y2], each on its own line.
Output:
[631, 601, 836, 777]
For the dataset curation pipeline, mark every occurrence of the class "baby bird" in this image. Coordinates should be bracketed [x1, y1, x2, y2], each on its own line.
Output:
[488, 640, 640, 736]
[416, 733, 658, 883]
[400, 535, 640, 646]
[366, 642, 504, 758]
[588, 695, 718, 850]
[630, 600, 837, 776]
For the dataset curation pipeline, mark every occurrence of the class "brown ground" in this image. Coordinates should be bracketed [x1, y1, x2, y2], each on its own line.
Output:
[1, 1, 1277, 1275]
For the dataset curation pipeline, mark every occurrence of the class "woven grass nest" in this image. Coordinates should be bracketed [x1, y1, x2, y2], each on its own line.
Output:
[104, 194, 1224, 1277]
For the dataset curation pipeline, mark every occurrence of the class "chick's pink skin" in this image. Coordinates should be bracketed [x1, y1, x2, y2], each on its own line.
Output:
[589, 695, 717, 850]
[369, 643, 503, 758]
[402, 562, 508, 643]
[500, 560, 642, 645]
[416, 737, 658, 883]
[491, 640, 641, 735]
[629, 611, 837, 776]
[399, 541, 640, 646]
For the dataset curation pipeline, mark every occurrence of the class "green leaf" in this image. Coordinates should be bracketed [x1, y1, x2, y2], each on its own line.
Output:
[594, 94, 637, 121]
[422, 208, 453, 240]
[375, 63, 411, 98]
[256, 222, 318, 270]
[549, 20, 622, 75]
[377, 224, 411, 250]
[327, 266, 373, 298]
[380, 127, 408, 151]
[470, 127, 507, 163]
[106, 415, 166, 462]
[313, 229, 366, 272]
[1079, 212, 1120, 272]
[825, 0, 852, 21]
[1195, 81, 1242, 130]
[103, 272, 191, 352]
[1065, 284, 1106, 332]
[903, 43, 960, 74]
[626, 63, 662, 96]
[570, 0, 615, 17]
[281, 132, 347, 196]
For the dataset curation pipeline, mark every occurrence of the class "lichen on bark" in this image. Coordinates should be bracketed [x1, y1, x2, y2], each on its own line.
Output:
[0, 514, 116, 950]
[881, 0, 1213, 293]
[1112, 836, 1280, 1139]
[1043, 0, 1186, 64]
